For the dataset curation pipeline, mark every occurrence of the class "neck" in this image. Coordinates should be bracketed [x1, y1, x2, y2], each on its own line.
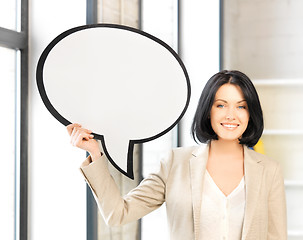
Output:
[209, 139, 244, 157]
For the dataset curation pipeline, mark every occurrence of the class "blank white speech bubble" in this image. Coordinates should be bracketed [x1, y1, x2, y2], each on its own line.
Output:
[36, 24, 190, 179]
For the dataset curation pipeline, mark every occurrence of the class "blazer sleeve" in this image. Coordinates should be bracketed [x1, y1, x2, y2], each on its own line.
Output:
[79, 152, 172, 227]
[267, 163, 287, 239]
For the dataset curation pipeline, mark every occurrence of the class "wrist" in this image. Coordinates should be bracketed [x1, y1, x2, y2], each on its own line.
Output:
[89, 151, 102, 162]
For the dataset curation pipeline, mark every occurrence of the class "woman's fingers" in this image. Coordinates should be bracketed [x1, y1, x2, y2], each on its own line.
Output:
[68, 123, 92, 137]
[67, 123, 81, 136]
[74, 131, 92, 147]
[67, 124, 101, 158]
[70, 125, 94, 148]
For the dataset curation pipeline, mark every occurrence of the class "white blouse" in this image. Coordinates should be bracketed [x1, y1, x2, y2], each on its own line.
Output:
[200, 171, 246, 240]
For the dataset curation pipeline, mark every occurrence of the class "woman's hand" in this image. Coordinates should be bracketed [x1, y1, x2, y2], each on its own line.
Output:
[67, 123, 102, 161]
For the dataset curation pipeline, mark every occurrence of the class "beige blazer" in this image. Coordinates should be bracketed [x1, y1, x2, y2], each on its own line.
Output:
[80, 144, 287, 240]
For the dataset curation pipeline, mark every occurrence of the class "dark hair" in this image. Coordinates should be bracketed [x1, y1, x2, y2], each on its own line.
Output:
[191, 70, 263, 147]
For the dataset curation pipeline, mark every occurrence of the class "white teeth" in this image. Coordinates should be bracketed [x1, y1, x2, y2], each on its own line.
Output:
[223, 124, 237, 128]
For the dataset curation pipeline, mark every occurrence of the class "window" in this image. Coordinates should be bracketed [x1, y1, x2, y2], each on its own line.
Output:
[0, 1, 28, 239]
[0, 0, 17, 30]
[0, 46, 17, 240]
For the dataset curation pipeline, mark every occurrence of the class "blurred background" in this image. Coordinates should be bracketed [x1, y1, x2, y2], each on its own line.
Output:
[1, 0, 302, 239]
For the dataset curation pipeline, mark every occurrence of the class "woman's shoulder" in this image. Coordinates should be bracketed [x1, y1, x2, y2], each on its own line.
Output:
[172, 145, 201, 155]
[245, 146, 280, 170]
[164, 144, 208, 166]
[161, 145, 196, 165]
[170, 144, 208, 159]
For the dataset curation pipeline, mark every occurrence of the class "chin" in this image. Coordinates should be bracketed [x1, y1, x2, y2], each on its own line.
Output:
[218, 135, 242, 142]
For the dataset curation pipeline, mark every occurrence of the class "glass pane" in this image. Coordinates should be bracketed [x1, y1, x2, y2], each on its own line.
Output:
[0, 46, 16, 239]
[0, 0, 17, 30]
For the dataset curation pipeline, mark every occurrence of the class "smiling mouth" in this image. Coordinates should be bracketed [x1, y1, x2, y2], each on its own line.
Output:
[221, 123, 239, 129]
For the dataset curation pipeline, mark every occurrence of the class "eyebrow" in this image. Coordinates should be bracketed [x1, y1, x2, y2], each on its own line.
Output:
[214, 99, 247, 103]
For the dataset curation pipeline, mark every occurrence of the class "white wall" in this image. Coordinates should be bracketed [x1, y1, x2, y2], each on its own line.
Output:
[223, 0, 303, 79]
[29, 1, 87, 239]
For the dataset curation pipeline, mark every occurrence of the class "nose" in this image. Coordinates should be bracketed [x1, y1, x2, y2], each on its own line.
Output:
[225, 107, 235, 121]
[226, 115, 235, 121]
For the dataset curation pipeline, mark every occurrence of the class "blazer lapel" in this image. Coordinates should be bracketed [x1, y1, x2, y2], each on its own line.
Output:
[189, 144, 209, 240]
[241, 147, 264, 239]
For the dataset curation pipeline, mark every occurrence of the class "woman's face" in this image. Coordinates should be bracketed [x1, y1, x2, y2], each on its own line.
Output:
[210, 83, 250, 142]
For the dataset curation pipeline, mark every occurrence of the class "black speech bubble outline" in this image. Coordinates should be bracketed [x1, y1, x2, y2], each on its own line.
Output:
[36, 23, 191, 179]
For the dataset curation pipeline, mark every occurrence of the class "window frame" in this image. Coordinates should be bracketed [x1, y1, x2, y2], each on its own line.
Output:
[86, 1, 98, 240]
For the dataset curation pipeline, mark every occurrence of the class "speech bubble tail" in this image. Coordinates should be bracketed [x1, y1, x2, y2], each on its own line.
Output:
[95, 134, 135, 180]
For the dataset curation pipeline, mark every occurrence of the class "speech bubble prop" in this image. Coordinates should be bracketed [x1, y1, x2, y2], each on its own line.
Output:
[36, 24, 190, 179]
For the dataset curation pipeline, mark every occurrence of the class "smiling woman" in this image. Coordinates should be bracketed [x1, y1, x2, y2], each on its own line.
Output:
[67, 69, 287, 239]
[190, 70, 286, 239]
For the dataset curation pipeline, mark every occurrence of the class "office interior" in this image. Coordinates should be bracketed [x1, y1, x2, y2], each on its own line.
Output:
[1, 0, 302, 239]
